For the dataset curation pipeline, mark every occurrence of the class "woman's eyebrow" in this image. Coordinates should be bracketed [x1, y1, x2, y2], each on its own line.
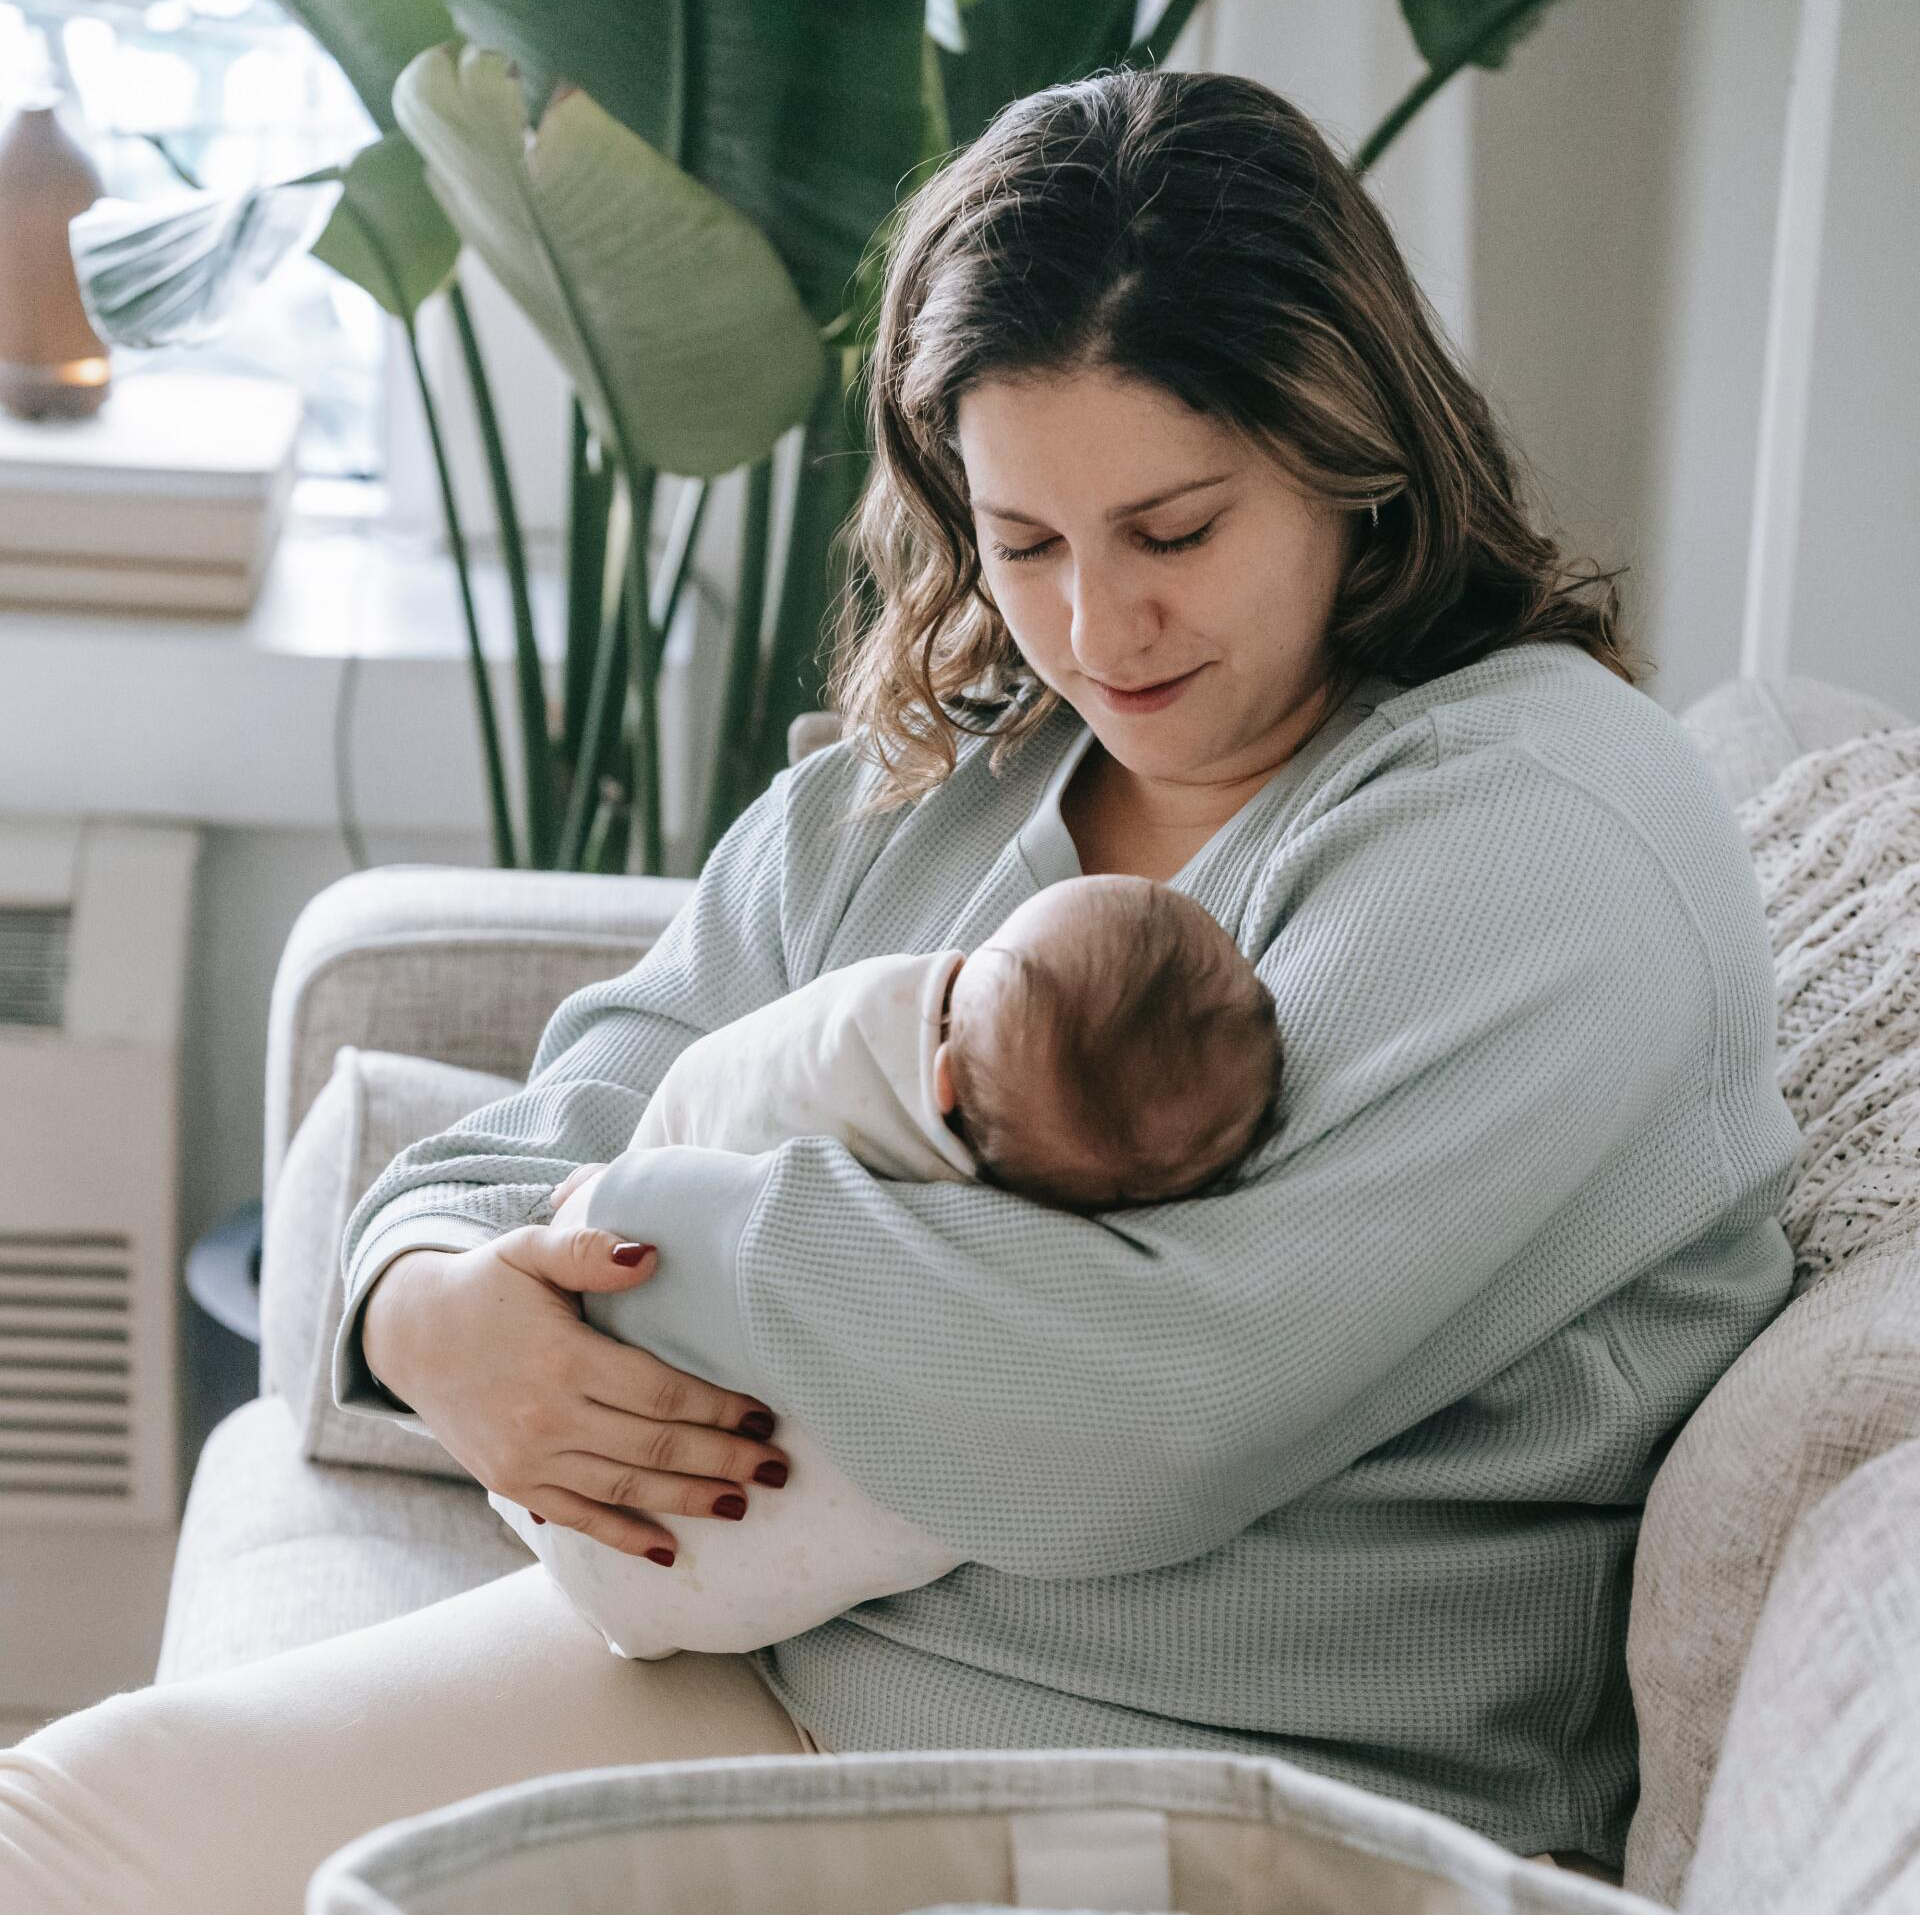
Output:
[973, 472, 1234, 526]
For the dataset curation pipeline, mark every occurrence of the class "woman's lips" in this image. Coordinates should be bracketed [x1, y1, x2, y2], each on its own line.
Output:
[1090, 663, 1205, 714]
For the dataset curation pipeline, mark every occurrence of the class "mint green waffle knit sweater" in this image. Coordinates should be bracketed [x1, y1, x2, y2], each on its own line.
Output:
[333, 642, 1802, 1866]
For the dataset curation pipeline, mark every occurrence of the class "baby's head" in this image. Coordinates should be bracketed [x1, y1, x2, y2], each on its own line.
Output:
[933, 876, 1284, 1211]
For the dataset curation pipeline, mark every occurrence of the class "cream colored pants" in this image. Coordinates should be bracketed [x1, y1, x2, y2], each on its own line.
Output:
[0, 1563, 817, 1915]
[0, 1562, 1597, 1912]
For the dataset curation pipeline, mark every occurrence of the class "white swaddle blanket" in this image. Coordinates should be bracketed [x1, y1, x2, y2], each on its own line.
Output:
[489, 948, 973, 1658]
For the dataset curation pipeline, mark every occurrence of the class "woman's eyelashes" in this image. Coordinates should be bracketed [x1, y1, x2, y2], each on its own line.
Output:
[989, 518, 1219, 564]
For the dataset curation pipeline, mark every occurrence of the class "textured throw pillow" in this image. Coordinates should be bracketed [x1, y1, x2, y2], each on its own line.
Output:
[1736, 727, 1920, 1291]
[1623, 724, 1920, 1907]
[1681, 1438, 1920, 1914]
[259, 1044, 523, 1481]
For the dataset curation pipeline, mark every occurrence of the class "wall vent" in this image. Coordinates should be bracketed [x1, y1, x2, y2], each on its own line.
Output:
[0, 820, 198, 1528]
[0, 1231, 135, 1505]
[0, 904, 71, 1029]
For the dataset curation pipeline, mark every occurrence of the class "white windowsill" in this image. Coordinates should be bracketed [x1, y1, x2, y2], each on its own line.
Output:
[0, 516, 571, 834]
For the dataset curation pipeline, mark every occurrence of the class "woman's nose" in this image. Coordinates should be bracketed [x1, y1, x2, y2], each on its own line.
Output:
[1065, 560, 1158, 677]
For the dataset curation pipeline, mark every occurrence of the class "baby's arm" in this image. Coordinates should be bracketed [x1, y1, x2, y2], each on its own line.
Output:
[496, 1162, 965, 1658]
[492, 1419, 963, 1659]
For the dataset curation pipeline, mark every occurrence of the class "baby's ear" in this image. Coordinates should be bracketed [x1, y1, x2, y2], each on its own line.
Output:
[933, 1042, 957, 1114]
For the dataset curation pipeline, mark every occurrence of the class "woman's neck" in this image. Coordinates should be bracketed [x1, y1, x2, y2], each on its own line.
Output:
[1061, 679, 1338, 877]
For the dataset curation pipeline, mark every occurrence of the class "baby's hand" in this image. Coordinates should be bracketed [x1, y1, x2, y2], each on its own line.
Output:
[549, 1161, 610, 1229]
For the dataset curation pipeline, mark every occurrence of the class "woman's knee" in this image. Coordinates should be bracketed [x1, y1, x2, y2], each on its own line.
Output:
[1, 1686, 214, 1913]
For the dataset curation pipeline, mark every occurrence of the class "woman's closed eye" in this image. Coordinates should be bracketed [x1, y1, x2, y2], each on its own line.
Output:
[990, 518, 1218, 563]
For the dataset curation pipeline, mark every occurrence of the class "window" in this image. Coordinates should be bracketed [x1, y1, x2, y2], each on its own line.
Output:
[5, 0, 387, 486]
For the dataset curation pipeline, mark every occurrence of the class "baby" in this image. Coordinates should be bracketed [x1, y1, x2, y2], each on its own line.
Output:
[490, 873, 1286, 1659]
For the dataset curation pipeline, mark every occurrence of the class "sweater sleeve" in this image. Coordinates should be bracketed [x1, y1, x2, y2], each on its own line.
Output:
[578, 742, 1723, 1576]
[328, 767, 793, 1424]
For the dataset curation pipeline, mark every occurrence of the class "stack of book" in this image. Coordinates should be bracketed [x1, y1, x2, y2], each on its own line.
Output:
[0, 371, 302, 615]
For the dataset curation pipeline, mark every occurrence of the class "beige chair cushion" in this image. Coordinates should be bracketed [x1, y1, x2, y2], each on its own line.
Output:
[1675, 674, 1908, 809]
[1625, 1229, 1920, 1905]
[156, 1394, 530, 1684]
[1680, 1436, 1920, 1913]
[1624, 715, 1920, 1906]
[259, 1045, 524, 1481]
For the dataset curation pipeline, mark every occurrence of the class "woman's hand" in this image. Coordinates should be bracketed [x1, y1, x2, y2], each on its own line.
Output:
[362, 1210, 789, 1564]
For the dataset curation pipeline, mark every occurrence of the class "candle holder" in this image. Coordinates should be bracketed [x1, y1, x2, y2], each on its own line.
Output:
[0, 94, 112, 422]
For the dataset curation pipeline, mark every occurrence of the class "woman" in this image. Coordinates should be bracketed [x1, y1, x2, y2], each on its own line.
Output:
[1, 66, 1801, 1911]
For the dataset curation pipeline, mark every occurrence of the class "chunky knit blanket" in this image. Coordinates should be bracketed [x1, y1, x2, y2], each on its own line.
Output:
[1737, 723, 1920, 1293]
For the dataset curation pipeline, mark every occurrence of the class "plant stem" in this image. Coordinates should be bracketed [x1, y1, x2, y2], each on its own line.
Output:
[701, 457, 774, 862]
[652, 476, 711, 638]
[559, 495, 631, 870]
[446, 276, 556, 867]
[1352, 0, 1548, 177]
[582, 779, 618, 872]
[402, 306, 519, 867]
[560, 401, 612, 773]
[746, 369, 867, 810]
[332, 193, 515, 868]
[1125, 0, 1206, 67]
[623, 466, 662, 873]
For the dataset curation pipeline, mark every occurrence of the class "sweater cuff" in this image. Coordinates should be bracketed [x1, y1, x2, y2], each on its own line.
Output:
[582, 1146, 774, 1402]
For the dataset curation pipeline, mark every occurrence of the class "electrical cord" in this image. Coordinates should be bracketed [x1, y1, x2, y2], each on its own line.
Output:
[327, 521, 730, 878]
[333, 648, 370, 873]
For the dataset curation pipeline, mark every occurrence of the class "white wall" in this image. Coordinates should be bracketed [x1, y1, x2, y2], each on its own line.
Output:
[1786, 0, 1917, 715]
[1185, 0, 1918, 719]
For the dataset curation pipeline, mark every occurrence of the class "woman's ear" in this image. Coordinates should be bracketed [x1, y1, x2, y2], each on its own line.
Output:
[934, 1042, 957, 1114]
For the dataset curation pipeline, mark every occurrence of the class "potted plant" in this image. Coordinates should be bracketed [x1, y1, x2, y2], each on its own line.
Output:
[67, 0, 1558, 874]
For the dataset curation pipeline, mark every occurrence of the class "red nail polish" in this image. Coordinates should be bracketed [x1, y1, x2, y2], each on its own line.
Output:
[753, 1461, 788, 1488]
[714, 1493, 747, 1519]
[531, 1514, 546, 1525]
[738, 1410, 776, 1440]
[645, 1547, 675, 1568]
[611, 1242, 655, 1267]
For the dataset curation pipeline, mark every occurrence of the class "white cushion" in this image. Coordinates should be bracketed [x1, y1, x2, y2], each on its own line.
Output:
[1676, 675, 1907, 809]
[259, 1045, 523, 1480]
[1681, 1438, 1920, 1913]
[156, 1395, 530, 1684]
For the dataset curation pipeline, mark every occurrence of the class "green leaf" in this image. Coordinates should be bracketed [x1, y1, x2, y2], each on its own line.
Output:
[68, 175, 341, 349]
[309, 132, 460, 318]
[924, 0, 979, 54]
[274, 0, 459, 133]
[935, 0, 1138, 150]
[443, 0, 928, 326]
[393, 43, 825, 478]
[1399, 0, 1551, 73]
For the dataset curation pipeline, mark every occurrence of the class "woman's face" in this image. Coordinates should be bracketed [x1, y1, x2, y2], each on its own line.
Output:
[955, 364, 1353, 789]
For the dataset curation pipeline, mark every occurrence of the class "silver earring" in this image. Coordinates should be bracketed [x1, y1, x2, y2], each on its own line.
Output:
[1368, 498, 1381, 529]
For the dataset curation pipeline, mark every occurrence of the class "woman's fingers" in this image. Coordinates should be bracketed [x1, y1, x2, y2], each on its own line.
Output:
[573, 1328, 781, 1446]
[521, 1483, 682, 1563]
[494, 1222, 665, 1297]
[571, 1392, 789, 1493]
[553, 1451, 758, 1521]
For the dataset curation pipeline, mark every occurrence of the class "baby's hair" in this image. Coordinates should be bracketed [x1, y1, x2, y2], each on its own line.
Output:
[947, 883, 1285, 1210]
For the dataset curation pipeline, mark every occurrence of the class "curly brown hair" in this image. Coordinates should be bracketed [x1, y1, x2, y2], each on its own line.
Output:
[822, 65, 1652, 814]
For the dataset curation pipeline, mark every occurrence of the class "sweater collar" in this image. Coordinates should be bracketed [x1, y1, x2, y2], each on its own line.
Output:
[1014, 678, 1391, 893]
